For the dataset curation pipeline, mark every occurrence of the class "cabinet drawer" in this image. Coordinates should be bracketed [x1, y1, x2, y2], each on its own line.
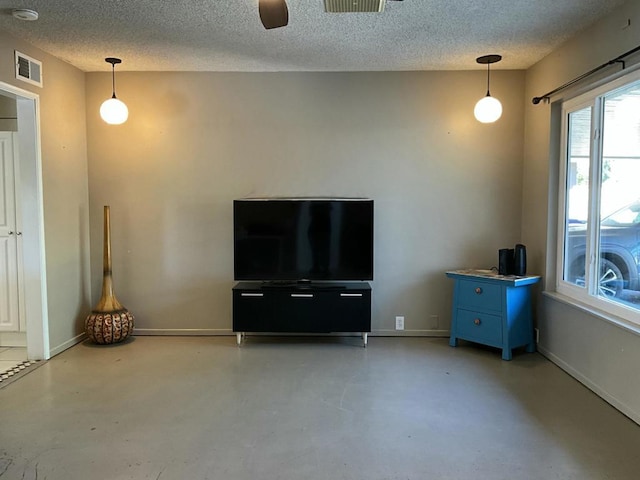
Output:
[457, 280, 502, 312]
[330, 291, 371, 332]
[233, 282, 372, 336]
[233, 291, 273, 332]
[456, 309, 502, 345]
[273, 291, 329, 332]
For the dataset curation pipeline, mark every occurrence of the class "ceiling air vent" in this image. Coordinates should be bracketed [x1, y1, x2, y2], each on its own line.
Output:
[15, 51, 43, 87]
[324, 0, 385, 13]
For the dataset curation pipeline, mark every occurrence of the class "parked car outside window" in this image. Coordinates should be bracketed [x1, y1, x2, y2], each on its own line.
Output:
[566, 199, 640, 305]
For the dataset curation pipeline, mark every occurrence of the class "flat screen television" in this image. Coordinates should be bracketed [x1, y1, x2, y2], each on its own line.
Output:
[234, 198, 373, 282]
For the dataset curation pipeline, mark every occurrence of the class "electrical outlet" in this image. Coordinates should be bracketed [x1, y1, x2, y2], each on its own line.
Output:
[430, 314, 439, 329]
[395, 316, 405, 330]
[535, 328, 540, 343]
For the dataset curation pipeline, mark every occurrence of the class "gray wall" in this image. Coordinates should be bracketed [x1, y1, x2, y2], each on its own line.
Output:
[85, 70, 526, 334]
[522, 0, 640, 423]
[0, 31, 91, 355]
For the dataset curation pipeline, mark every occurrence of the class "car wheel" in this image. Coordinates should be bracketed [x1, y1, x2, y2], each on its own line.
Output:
[568, 257, 624, 298]
[597, 258, 624, 298]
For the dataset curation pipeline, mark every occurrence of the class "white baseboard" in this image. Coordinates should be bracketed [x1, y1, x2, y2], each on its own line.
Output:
[133, 328, 449, 337]
[134, 329, 233, 336]
[373, 329, 449, 337]
[49, 332, 86, 357]
[537, 345, 640, 426]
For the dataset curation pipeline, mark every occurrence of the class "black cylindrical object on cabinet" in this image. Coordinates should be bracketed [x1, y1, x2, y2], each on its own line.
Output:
[514, 244, 527, 276]
[498, 248, 514, 275]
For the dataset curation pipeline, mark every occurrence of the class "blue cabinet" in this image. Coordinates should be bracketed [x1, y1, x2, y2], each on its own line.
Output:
[446, 271, 540, 360]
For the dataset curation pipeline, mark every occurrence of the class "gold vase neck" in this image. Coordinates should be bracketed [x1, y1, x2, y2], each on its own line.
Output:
[103, 205, 111, 274]
[95, 274, 124, 311]
[95, 205, 124, 312]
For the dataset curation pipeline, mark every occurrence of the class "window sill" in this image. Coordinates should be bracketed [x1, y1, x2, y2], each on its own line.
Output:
[542, 291, 640, 337]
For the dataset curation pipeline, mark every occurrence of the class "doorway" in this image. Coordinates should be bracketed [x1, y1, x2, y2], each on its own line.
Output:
[0, 81, 49, 361]
[0, 131, 24, 335]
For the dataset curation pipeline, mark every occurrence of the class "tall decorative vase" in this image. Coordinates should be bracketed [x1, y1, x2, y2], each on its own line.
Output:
[85, 206, 134, 344]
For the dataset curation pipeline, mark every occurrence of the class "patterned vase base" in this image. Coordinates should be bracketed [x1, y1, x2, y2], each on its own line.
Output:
[85, 310, 134, 344]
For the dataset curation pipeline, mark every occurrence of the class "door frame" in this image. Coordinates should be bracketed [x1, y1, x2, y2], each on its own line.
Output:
[0, 80, 49, 360]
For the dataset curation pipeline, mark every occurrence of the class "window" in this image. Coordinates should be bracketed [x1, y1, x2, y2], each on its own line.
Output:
[558, 71, 640, 325]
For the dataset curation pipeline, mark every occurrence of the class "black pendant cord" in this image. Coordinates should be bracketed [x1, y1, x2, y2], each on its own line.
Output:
[486, 63, 491, 96]
[104, 57, 122, 100]
[476, 54, 501, 97]
[532, 44, 640, 104]
[110, 63, 116, 99]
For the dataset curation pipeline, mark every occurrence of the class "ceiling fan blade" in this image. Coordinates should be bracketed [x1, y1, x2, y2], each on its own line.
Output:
[259, 0, 289, 29]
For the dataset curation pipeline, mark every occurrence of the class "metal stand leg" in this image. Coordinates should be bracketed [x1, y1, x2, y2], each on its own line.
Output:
[236, 332, 243, 346]
[362, 332, 368, 348]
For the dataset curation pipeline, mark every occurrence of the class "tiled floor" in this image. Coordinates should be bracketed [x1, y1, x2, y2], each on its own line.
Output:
[0, 346, 29, 380]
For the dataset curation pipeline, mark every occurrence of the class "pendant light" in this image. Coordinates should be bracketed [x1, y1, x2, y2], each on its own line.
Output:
[474, 54, 502, 123]
[100, 57, 128, 125]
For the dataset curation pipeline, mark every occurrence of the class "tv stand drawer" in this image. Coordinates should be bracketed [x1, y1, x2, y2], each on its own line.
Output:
[232, 282, 371, 339]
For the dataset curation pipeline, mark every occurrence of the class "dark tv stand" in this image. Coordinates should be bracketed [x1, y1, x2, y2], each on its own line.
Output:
[232, 282, 371, 347]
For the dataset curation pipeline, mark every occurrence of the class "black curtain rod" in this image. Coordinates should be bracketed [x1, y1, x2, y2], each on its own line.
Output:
[532, 44, 640, 105]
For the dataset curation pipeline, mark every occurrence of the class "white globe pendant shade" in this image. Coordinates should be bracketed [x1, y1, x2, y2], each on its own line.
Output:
[474, 95, 502, 123]
[100, 97, 128, 125]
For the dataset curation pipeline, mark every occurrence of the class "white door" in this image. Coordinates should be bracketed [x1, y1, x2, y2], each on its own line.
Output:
[0, 132, 22, 332]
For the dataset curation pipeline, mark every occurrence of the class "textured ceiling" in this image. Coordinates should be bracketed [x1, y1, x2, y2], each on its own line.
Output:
[0, 0, 629, 72]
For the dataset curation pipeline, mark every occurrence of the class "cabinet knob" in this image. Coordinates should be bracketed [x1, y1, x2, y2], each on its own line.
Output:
[475, 287, 483, 294]
[8, 231, 14, 235]
[474, 318, 482, 326]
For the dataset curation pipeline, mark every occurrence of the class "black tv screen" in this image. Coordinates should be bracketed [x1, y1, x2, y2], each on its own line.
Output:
[234, 198, 373, 281]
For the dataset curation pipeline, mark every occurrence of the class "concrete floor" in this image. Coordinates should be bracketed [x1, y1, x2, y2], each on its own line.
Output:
[0, 336, 639, 480]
